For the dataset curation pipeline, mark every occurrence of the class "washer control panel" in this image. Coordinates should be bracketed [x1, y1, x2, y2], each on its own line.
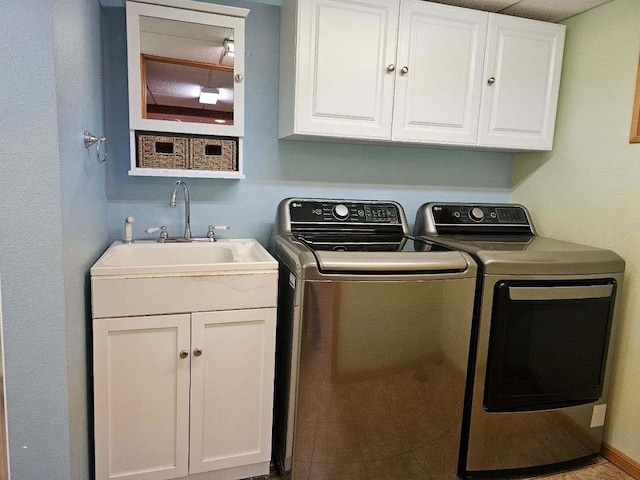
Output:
[289, 200, 401, 224]
[432, 204, 529, 226]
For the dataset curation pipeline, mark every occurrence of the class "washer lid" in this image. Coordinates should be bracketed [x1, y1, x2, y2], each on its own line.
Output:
[313, 249, 472, 273]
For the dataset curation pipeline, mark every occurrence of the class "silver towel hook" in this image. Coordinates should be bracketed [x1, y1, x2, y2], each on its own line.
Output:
[84, 130, 107, 163]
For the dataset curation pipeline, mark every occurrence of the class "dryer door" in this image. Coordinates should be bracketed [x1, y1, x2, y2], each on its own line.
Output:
[484, 279, 617, 412]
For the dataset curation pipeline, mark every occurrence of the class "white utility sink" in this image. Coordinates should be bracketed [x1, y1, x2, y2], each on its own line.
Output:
[91, 239, 277, 277]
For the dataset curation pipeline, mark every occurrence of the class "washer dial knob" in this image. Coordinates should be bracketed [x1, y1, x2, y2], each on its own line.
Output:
[332, 204, 350, 220]
[469, 207, 485, 222]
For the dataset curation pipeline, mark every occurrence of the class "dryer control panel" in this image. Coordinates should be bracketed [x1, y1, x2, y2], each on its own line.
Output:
[432, 204, 529, 225]
[414, 203, 535, 236]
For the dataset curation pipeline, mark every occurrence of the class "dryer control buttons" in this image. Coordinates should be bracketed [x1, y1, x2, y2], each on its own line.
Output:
[332, 204, 350, 220]
[469, 207, 485, 222]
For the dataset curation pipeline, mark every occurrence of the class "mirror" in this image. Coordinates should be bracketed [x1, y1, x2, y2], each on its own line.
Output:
[140, 17, 235, 126]
[126, 2, 246, 137]
[143, 56, 235, 125]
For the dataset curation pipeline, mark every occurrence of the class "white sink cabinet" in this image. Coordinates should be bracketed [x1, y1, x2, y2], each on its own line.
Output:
[91, 240, 278, 480]
[278, 0, 565, 150]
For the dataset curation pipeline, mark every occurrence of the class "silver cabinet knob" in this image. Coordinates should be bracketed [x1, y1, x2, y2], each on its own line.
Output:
[400, 66, 409, 75]
[487, 77, 496, 85]
[193, 348, 203, 357]
[387, 64, 396, 73]
[179, 350, 189, 359]
[235, 73, 243, 82]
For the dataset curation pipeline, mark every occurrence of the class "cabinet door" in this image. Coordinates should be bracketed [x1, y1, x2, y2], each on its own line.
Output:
[294, 0, 399, 139]
[392, 1, 488, 144]
[93, 315, 191, 480]
[478, 14, 565, 150]
[189, 308, 277, 474]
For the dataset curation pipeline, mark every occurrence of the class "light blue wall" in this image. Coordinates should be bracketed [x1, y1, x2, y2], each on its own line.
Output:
[0, 0, 108, 478]
[0, 1, 513, 478]
[103, 1, 514, 245]
[0, 1, 512, 478]
[0, 1, 72, 478]
[54, 0, 109, 479]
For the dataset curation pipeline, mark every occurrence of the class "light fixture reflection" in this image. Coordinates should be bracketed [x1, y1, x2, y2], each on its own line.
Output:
[224, 38, 234, 57]
[199, 87, 219, 104]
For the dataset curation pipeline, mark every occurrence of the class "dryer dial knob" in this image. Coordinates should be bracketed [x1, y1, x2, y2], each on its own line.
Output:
[469, 207, 485, 222]
[333, 204, 350, 220]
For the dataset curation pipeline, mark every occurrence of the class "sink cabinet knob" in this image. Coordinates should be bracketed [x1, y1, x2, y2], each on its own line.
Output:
[193, 348, 203, 357]
[179, 350, 189, 359]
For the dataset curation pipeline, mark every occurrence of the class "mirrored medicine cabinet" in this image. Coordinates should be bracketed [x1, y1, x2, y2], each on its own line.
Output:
[126, 0, 248, 178]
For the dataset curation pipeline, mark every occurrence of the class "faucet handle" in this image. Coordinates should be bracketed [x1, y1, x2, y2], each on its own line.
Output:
[146, 226, 169, 242]
[206, 225, 230, 242]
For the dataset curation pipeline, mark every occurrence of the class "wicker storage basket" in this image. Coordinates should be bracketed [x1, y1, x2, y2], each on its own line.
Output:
[189, 137, 237, 171]
[137, 134, 188, 169]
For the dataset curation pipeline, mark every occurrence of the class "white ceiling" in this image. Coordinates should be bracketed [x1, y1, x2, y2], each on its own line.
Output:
[101, 0, 614, 22]
[424, 0, 614, 22]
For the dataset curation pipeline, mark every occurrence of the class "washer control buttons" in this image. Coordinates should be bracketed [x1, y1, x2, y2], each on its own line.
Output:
[469, 207, 485, 222]
[332, 204, 350, 220]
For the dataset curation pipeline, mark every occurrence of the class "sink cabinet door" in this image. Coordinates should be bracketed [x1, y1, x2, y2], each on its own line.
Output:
[189, 308, 277, 474]
[93, 314, 191, 480]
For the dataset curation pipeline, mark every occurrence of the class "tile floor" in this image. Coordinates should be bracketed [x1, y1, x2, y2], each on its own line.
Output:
[525, 458, 633, 479]
[266, 457, 635, 479]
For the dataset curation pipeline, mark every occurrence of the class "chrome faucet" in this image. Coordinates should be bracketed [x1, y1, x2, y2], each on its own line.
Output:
[170, 180, 191, 240]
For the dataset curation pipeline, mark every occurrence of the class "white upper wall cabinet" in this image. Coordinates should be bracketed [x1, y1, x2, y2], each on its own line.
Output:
[280, 0, 400, 140]
[477, 14, 565, 150]
[391, 1, 488, 144]
[279, 0, 566, 151]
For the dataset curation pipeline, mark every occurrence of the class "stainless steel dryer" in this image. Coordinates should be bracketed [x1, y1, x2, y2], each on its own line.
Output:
[271, 198, 478, 480]
[414, 202, 625, 479]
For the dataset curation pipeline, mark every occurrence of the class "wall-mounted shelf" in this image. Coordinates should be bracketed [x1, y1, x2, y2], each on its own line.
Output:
[128, 167, 245, 179]
[126, 0, 247, 179]
[130, 133, 243, 178]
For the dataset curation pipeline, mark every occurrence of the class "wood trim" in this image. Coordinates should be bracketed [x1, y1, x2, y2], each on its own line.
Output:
[631, 58, 640, 143]
[142, 54, 234, 73]
[140, 54, 147, 119]
[601, 442, 640, 479]
[146, 104, 234, 120]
